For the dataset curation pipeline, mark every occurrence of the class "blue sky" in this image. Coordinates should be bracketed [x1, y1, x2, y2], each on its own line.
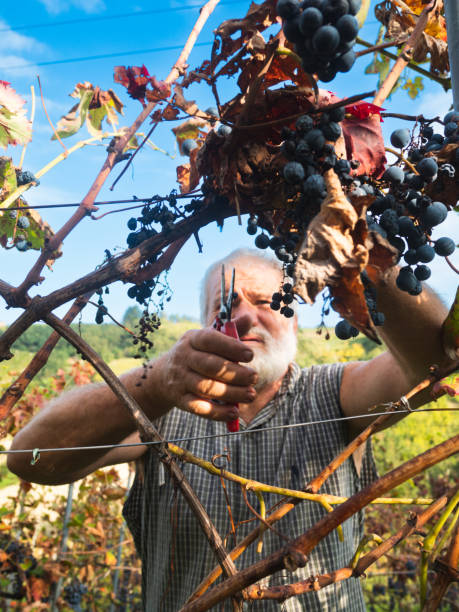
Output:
[0, 0, 457, 332]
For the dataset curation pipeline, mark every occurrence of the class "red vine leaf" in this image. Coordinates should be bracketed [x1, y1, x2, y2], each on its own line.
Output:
[342, 112, 387, 178]
[114, 65, 151, 104]
[176, 163, 191, 193]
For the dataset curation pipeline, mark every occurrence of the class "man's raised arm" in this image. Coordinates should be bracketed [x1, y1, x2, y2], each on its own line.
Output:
[7, 321, 256, 485]
[340, 267, 455, 433]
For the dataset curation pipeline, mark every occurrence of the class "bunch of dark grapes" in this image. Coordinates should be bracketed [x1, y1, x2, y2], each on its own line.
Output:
[366, 113, 457, 296]
[248, 107, 346, 315]
[132, 311, 161, 360]
[270, 282, 296, 318]
[63, 580, 88, 611]
[94, 287, 110, 324]
[277, 0, 361, 82]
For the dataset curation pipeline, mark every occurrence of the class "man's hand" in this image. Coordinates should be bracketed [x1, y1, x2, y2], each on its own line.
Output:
[155, 314, 258, 421]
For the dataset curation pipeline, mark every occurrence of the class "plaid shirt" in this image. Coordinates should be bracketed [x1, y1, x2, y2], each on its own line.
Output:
[123, 362, 377, 611]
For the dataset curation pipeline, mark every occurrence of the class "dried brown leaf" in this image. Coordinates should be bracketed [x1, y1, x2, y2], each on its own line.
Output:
[294, 172, 397, 341]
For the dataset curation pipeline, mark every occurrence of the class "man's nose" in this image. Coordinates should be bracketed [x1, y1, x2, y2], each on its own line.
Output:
[232, 299, 257, 325]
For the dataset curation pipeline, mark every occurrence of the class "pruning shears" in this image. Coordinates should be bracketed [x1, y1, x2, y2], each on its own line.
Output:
[213, 265, 240, 432]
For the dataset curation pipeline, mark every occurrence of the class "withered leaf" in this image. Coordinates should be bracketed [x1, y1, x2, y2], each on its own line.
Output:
[294, 171, 397, 341]
[375, 0, 449, 74]
[172, 84, 200, 116]
[295, 169, 367, 304]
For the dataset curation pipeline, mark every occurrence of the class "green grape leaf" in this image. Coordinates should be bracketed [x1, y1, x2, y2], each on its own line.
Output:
[0, 156, 17, 196]
[86, 87, 124, 138]
[402, 76, 424, 99]
[0, 82, 32, 149]
[442, 286, 459, 360]
[53, 83, 94, 140]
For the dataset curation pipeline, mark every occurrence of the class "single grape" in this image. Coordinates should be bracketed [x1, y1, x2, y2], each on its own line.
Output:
[283, 306, 295, 318]
[270, 300, 281, 311]
[205, 106, 219, 118]
[182, 139, 198, 155]
[336, 14, 359, 42]
[444, 121, 457, 137]
[421, 125, 434, 139]
[414, 264, 431, 281]
[371, 311, 385, 326]
[295, 114, 314, 133]
[397, 216, 415, 237]
[282, 293, 294, 304]
[379, 209, 400, 235]
[247, 222, 258, 235]
[312, 25, 340, 56]
[396, 268, 417, 292]
[217, 124, 232, 137]
[409, 280, 422, 296]
[444, 110, 459, 123]
[388, 235, 405, 253]
[420, 201, 448, 227]
[317, 65, 338, 83]
[272, 291, 283, 302]
[17, 216, 30, 229]
[416, 157, 438, 178]
[270, 236, 283, 249]
[283, 282, 293, 293]
[405, 173, 424, 189]
[404, 249, 418, 265]
[321, 121, 341, 141]
[299, 7, 323, 34]
[127, 217, 137, 231]
[15, 239, 29, 252]
[335, 319, 352, 340]
[434, 237, 455, 256]
[305, 128, 326, 152]
[347, 0, 361, 15]
[303, 173, 326, 196]
[276, 0, 301, 19]
[255, 233, 270, 249]
[335, 158, 351, 174]
[286, 263, 295, 277]
[383, 165, 405, 185]
[323, 0, 349, 22]
[416, 244, 435, 263]
[390, 128, 410, 149]
[283, 161, 305, 183]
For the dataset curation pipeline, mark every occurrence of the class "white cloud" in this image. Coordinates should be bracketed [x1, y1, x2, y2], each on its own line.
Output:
[37, 0, 106, 14]
[415, 90, 454, 121]
[0, 20, 48, 79]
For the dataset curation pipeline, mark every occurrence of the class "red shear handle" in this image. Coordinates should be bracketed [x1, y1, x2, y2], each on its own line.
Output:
[220, 321, 240, 432]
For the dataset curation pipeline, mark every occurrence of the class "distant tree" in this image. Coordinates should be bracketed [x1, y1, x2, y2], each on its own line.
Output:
[122, 305, 143, 330]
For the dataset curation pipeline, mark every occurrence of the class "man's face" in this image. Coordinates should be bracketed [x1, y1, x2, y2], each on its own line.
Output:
[206, 258, 298, 388]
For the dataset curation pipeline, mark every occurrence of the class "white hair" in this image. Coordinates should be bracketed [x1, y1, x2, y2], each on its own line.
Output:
[199, 248, 283, 325]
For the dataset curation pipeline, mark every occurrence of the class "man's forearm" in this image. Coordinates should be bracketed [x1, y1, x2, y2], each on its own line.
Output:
[7, 354, 172, 484]
[375, 267, 450, 381]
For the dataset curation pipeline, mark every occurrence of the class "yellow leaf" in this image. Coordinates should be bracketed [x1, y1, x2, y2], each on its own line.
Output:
[105, 550, 117, 566]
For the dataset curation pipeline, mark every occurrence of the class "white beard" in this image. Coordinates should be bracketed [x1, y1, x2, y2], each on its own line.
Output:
[246, 325, 297, 390]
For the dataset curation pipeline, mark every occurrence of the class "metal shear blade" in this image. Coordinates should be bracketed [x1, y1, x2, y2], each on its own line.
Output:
[219, 265, 235, 321]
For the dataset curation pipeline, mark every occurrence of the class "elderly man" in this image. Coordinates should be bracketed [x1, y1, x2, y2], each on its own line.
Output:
[8, 248, 449, 610]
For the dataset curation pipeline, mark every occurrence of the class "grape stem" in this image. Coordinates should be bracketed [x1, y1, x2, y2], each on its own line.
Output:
[445, 256, 459, 275]
[384, 146, 419, 174]
[355, 36, 409, 58]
